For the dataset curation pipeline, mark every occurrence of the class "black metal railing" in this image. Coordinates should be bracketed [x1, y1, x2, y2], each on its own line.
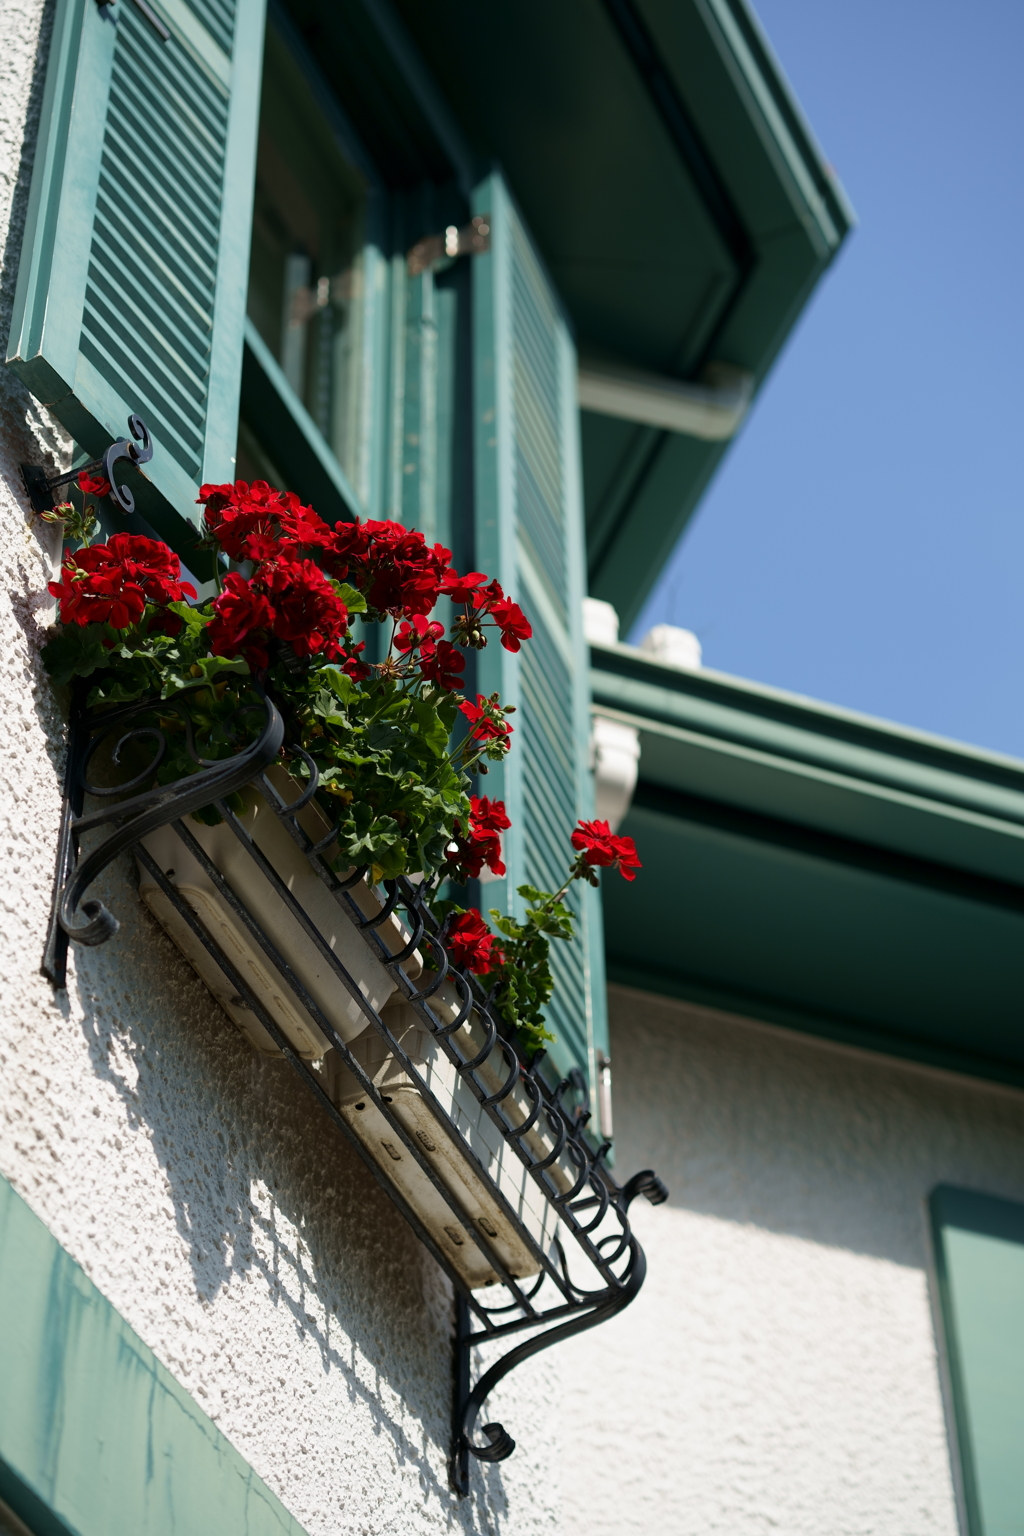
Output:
[44, 686, 666, 1492]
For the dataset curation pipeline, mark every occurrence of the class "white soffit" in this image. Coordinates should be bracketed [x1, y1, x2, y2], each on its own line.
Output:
[577, 359, 753, 440]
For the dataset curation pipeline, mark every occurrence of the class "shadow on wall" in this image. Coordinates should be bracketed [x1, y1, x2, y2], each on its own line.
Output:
[63, 847, 518, 1527]
[607, 983, 1024, 1269]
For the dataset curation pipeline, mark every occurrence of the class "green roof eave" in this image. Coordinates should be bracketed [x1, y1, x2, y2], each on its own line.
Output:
[591, 643, 1024, 1088]
[390, 0, 854, 628]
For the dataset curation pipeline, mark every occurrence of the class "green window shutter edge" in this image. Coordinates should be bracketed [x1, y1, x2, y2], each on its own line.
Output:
[470, 169, 609, 1106]
[0, 1173, 310, 1536]
[929, 1184, 1024, 1536]
[470, 170, 521, 902]
[5, 0, 267, 564]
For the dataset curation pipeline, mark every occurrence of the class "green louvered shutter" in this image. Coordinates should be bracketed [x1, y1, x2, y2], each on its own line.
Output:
[930, 1186, 1024, 1536]
[7, 0, 265, 558]
[471, 171, 610, 1121]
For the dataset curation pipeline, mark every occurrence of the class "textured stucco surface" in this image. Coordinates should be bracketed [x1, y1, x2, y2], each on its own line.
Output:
[0, 7, 560, 1532]
[560, 985, 1024, 1535]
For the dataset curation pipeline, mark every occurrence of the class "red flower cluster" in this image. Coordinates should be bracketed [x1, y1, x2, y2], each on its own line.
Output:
[197, 482, 532, 679]
[441, 570, 533, 652]
[335, 519, 451, 615]
[199, 480, 334, 564]
[207, 557, 350, 671]
[571, 820, 642, 882]
[446, 909, 506, 975]
[445, 796, 511, 881]
[49, 534, 196, 629]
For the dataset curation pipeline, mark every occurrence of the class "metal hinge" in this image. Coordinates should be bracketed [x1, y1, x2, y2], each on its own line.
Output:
[407, 215, 491, 277]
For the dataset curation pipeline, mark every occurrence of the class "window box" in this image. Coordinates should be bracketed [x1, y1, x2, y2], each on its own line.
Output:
[325, 980, 578, 1291]
[137, 766, 422, 1060]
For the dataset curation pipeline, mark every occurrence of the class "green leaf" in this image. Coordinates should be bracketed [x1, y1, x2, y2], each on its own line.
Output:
[41, 625, 114, 685]
[333, 582, 367, 614]
[166, 600, 207, 633]
[321, 667, 358, 706]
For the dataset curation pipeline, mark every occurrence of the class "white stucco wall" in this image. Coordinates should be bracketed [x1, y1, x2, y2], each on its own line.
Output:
[560, 984, 1024, 1536]
[0, 7, 560, 1533]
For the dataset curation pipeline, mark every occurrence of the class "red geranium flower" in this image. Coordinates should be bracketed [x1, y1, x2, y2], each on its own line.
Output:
[441, 569, 487, 603]
[105, 534, 197, 606]
[339, 519, 451, 615]
[459, 694, 513, 746]
[395, 614, 444, 653]
[48, 535, 195, 629]
[471, 796, 511, 833]
[77, 469, 111, 498]
[447, 909, 506, 974]
[570, 820, 642, 881]
[260, 556, 349, 659]
[419, 639, 465, 691]
[197, 480, 331, 563]
[490, 596, 532, 652]
[206, 572, 275, 670]
[445, 796, 510, 881]
[336, 640, 371, 682]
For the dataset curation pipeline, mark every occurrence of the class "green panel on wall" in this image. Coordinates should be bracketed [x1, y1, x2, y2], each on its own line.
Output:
[930, 1187, 1024, 1536]
[0, 1176, 308, 1536]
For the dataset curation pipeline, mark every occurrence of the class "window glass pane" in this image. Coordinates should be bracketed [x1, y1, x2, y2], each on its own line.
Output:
[246, 27, 367, 492]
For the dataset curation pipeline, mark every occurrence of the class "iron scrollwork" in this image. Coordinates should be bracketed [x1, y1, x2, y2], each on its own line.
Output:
[22, 413, 154, 519]
[44, 690, 667, 1491]
[43, 687, 284, 985]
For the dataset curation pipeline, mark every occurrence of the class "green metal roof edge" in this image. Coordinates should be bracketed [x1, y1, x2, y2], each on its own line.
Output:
[591, 643, 1024, 888]
[592, 642, 1024, 808]
[0, 1175, 310, 1536]
[706, 0, 857, 240]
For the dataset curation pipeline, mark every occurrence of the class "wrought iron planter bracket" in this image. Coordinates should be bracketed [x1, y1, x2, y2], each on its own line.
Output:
[44, 693, 668, 1492]
[22, 413, 154, 518]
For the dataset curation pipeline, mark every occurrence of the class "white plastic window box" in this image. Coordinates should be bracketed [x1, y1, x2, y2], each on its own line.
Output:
[137, 766, 421, 1059]
[322, 977, 580, 1291]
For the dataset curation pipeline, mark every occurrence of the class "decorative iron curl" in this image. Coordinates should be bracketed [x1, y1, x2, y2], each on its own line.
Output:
[49, 688, 284, 959]
[21, 414, 154, 518]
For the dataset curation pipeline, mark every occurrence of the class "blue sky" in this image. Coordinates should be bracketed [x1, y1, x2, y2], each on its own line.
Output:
[630, 0, 1024, 759]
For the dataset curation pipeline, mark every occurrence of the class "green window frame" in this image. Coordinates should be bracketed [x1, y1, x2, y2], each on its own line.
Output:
[930, 1184, 1024, 1536]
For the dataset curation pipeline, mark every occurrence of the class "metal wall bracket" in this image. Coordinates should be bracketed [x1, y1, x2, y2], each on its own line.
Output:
[22, 413, 154, 518]
[46, 690, 667, 1493]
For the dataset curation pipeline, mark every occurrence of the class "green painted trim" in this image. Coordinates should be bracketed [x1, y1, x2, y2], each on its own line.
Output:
[241, 320, 363, 522]
[470, 169, 520, 909]
[0, 1176, 310, 1536]
[203, 0, 267, 487]
[930, 1187, 1024, 1536]
[594, 644, 1024, 1087]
